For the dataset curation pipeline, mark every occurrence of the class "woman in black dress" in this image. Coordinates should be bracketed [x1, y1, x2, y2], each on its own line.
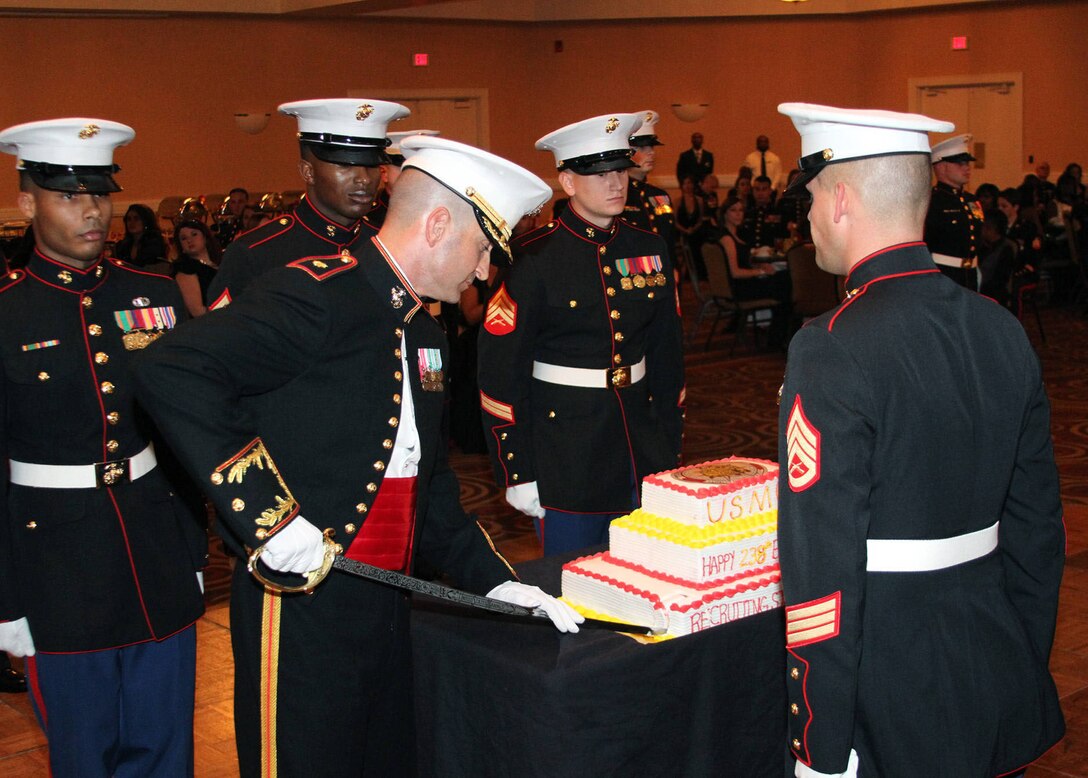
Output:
[172, 219, 222, 316]
[113, 203, 168, 270]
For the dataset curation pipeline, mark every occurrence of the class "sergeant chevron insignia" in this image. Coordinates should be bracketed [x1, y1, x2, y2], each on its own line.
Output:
[484, 283, 517, 336]
[786, 394, 820, 493]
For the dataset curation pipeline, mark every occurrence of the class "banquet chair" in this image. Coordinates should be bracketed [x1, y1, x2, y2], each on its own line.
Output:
[700, 242, 781, 355]
[786, 242, 840, 335]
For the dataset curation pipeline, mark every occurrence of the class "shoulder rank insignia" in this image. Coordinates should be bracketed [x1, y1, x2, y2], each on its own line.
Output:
[287, 255, 357, 281]
[484, 283, 517, 336]
[786, 395, 820, 492]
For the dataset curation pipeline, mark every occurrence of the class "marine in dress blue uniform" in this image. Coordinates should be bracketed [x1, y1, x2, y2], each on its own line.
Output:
[924, 134, 984, 291]
[206, 98, 409, 308]
[478, 113, 685, 555]
[365, 129, 440, 230]
[134, 137, 580, 776]
[623, 111, 678, 267]
[776, 103, 1064, 778]
[0, 118, 206, 776]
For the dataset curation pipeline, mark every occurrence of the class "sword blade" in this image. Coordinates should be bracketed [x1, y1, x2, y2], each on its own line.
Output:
[330, 556, 660, 635]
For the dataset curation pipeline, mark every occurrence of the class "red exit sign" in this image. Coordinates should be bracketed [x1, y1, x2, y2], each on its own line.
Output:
[413, 53, 429, 66]
[951, 36, 968, 50]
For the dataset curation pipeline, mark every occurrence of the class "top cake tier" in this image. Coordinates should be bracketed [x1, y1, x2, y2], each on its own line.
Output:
[642, 456, 779, 526]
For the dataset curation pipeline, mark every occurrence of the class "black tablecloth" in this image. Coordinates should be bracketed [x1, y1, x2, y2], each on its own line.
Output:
[412, 551, 789, 777]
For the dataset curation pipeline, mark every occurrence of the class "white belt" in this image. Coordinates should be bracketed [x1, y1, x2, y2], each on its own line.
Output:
[932, 252, 977, 270]
[866, 521, 999, 572]
[532, 357, 647, 389]
[9, 443, 157, 489]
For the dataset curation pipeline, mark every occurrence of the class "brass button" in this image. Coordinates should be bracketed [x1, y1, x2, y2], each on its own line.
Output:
[26, 521, 37, 530]
[100, 381, 115, 394]
[500, 432, 508, 441]
[388, 417, 399, 427]
[232, 498, 245, 512]
[606, 287, 616, 297]
[599, 246, 606, 255]
[382, 439, 393, 449]
[506, 453, 514, 460]
[94, 352, 109, 365]
[344, 523, 357, 534]
[393, 393, 401, 405]
[373, 461, 385, 471]
[395, 328, 403, 337]
[81, 296, 93, 308]
[613, 354, 622, 364]
[356, 503, 368, 514]
[106, 411, 120, 425]
[790, 703, 799, 715]
[38, 371, 50, 382]
[88, 324, 103, 336]
[791, 739, 801, 751]
[394, 348, 402, 358]
[648, 292, 655, 299]
[255, 528, 268, 540]
[394, 371, 403, 381]
[210, 472, 224, 485]
[614, 332, 624, 342]
[366, 482, 378, 493]
[790, 667, 800, 680]
[511, 473, 519, 481]
[548, 410, 556, 418]
[106, 440, 119, 453]
[569, 300, 577, 308]
[602, 266, 612, 275]
[610, 310, 620, 320]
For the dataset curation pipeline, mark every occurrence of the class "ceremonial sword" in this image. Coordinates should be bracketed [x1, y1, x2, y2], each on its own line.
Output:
[247, 532, 665, 636]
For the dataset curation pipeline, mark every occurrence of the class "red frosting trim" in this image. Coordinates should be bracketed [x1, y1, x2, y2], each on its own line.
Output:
[644, 456, 780, 499]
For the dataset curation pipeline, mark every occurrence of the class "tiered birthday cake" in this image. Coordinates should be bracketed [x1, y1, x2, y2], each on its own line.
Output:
[561, 457, 783, 637]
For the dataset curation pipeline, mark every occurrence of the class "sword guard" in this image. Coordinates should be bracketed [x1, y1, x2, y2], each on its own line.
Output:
[247, 528, 343, 594]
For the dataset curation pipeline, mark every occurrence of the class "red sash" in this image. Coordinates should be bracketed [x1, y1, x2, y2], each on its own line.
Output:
[344, 476, 418, 571]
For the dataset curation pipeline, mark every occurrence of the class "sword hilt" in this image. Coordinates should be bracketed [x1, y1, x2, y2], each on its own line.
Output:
[247, 528, 342, 594]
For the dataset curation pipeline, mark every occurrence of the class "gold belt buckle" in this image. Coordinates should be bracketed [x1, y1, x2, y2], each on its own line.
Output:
[962, 257, 977, 269]
[95, 458, 128, 488]
[608, 366, 631, 388]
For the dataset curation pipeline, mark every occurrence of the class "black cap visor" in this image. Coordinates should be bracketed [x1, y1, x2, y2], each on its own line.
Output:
[300, 134, 391, 166]
[22, 161, 122, 194]
[559, 149, 636, 175]
[934, 152, 976, 164]
[629, 135, 663, 148]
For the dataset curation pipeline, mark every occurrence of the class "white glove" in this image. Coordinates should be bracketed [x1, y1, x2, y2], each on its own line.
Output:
[505, 482, 545, 519]
[487, 580, 583, 633]
[259, 516, 326, 574]
[0, 617, 36, 657]
[196, 571, 205, 594]
[795, 749, 859, 778]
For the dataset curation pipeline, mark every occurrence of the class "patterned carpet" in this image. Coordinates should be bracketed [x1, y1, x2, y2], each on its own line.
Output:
[202, 284, 1088, 604]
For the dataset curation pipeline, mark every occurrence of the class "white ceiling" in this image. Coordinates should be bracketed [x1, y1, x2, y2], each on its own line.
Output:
[0, 0, 1005, 19]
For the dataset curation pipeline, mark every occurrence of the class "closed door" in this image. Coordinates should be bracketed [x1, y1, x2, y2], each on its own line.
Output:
[348, 88, 489, 147]
[911, 73, 1023, 190]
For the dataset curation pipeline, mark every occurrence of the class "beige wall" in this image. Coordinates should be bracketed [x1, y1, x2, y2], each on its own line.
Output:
[0, 0, 1084, 212]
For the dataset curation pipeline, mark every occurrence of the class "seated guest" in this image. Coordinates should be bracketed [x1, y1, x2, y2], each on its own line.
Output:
[717, 195, 791, 340]
[698, 172, 721, 231]
[675, 174, 710, 278]
[113, 203, 168, 269]
[975, 182, 1000, 212]
[212, 187, 250, 247]
[777, 168, 812, 243]
[172, 219, 222, 316]
[978, 209, 1017, 308]
[728, 171, 753, 208]
[741, 175, 786, 249]
[998, 187, 1040, 273]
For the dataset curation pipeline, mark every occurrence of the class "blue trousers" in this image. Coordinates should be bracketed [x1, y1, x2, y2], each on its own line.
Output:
[536, 509, 624, 556]
[27, 626, 196, 778]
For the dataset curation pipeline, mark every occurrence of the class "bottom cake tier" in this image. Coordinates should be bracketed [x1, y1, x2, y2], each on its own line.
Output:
[561, 552, 782, 638]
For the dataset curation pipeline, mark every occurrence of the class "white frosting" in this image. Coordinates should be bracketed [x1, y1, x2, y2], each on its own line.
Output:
[562, 553, 782, 637]
[641, 459, 779, 527]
